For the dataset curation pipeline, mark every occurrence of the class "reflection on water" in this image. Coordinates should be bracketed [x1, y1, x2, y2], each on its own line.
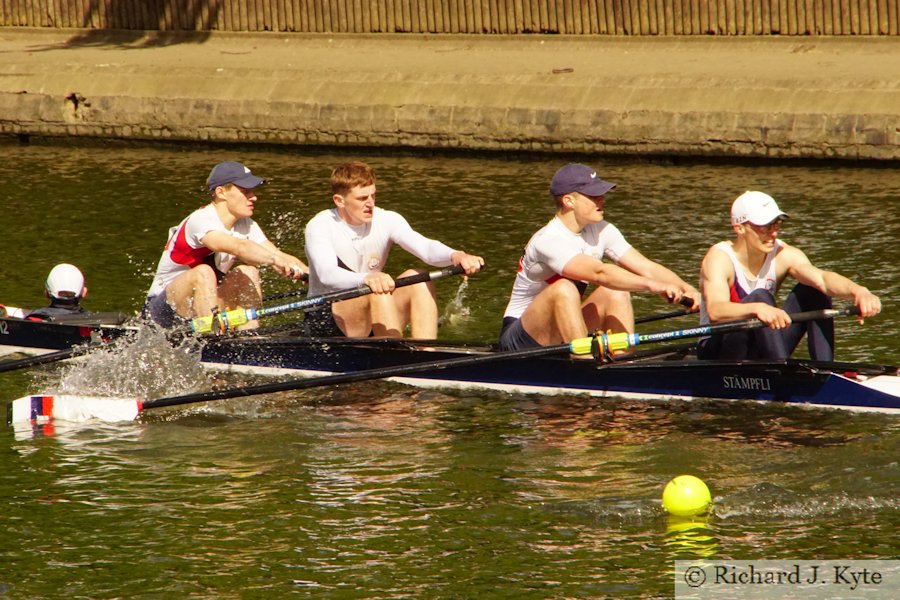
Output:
[0, 141, 898, 598]
[2, 380, 897, 597]
[665, 516, 719, 559]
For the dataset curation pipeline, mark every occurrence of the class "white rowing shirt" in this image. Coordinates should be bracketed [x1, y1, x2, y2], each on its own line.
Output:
[502, 217, 632, 319]
[699, 240, 781, 325]
[304, 207, 456, 296]
[146, 203, 267, 299]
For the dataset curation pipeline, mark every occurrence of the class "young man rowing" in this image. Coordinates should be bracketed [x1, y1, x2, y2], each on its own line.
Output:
[144, 161, 307, 329]
[499, 163, 700, 352]
[303, 161, 483, 338]
[698, 191, 881, 360]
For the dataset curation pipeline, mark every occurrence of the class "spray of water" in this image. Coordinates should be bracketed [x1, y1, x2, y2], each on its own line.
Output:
[31, 318, 208, 400]
[440, 279, 471, 327]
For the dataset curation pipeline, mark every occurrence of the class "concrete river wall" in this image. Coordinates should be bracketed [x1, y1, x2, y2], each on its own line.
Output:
[0, 25, 898, 161]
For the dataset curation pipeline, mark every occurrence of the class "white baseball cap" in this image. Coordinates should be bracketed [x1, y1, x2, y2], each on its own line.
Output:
[731, 191, 789, 226]
[46, 263, 85, 299]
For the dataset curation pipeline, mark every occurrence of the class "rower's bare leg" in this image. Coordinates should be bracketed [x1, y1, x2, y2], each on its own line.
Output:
[217, 266, 263, 330]
[368, 293, 404, 338]
[165, 265, 218, 319]
[333, 296, 375, 337]
[519, 279, 587, 346]
[583, 286, 634, 334]
[393, 270, 438, 339]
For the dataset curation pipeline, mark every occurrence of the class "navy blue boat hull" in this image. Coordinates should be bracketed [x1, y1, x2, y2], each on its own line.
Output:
[200, 336, 900, 413]
[0, 316, 127, 355]
[4, 316, 897, 413]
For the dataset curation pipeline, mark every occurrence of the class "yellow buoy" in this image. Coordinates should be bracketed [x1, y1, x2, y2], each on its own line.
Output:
[662, 475, 712, 517]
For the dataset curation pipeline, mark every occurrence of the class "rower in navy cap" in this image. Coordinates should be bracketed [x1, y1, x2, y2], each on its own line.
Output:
[499, 163, 700, 354]
[144, 161, 308, 330]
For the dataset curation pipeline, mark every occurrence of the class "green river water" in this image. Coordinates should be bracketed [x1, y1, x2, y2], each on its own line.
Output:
[0, 140, 897, 598]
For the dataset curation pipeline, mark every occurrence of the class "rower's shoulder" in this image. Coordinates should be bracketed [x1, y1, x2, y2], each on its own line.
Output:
[700, 241, 736, 275]
[305, 207, 340, 229]
[703, 241, 733, 260]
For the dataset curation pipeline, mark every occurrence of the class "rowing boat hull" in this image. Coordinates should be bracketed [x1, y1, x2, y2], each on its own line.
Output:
[3, 317, 899, 414]
[200, 336, 900, 413]
[0, 316, 129, 358]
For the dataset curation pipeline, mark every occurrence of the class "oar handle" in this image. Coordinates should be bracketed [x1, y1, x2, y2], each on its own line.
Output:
[635, 296, 696, 325]
[641, 306, 861, 345]
[189, 264, 468, 334]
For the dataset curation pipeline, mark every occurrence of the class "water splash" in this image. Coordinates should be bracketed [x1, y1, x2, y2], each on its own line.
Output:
[440, 278, 471, 327]
[715, 482, 900, 519]
[31, 320, 207, 400]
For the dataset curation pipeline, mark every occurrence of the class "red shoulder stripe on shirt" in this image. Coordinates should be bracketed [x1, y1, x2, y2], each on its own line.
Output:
[168, 222, 212, 267]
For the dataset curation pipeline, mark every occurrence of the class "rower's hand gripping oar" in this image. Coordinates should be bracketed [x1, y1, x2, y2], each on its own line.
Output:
[189, 265, 467, 334]
[592, 306, 862, 361]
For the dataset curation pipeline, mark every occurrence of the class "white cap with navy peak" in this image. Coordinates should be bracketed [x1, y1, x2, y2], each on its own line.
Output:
[46, 263, 85, 299]
[731, 191, 789, 226]
[206, 161, 266, 191]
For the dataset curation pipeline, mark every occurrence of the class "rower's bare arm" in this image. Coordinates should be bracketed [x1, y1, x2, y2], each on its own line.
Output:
[820, 271, 882, 318]
[701, 246, 790, 328]
[259, 240, 308, 280]
[616, 248, 701, 308]
[562, 254, 678, 297]
[793, 264, 882, 322]
[202, 232, 304, 278]
[782, 245, 829, 293]
[785, 247, 881, 320]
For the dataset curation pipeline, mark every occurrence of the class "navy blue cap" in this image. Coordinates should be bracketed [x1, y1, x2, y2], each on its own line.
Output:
[550, 163, 616, 197]
[206, 161, 266, 190]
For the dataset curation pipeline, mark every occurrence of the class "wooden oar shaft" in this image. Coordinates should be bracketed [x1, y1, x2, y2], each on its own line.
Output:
[142, 341, 575, 410]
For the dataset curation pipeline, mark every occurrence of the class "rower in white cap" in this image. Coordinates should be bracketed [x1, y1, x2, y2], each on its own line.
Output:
[698, 190, 882, 360]
[26, 263, 91, 321]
